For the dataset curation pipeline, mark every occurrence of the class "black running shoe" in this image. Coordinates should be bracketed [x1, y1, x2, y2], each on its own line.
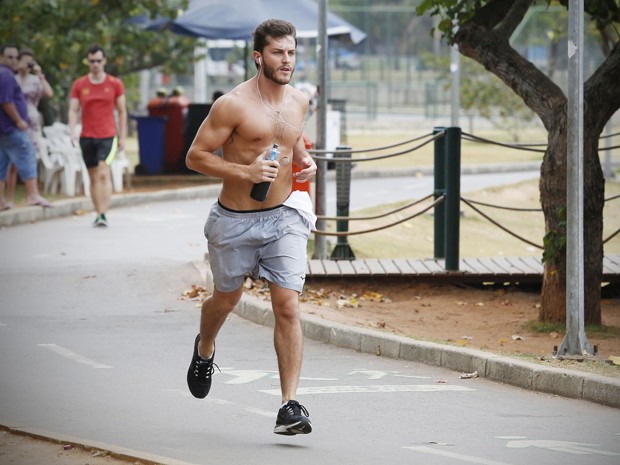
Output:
[93, 214, 108, 227]
[186, 334, 218, 399]
[274, 400, 312, 435]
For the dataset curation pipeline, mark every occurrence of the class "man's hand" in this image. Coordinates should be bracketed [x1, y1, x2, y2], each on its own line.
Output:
[292, 154, 317, 183]
[249, 151, 279, 183]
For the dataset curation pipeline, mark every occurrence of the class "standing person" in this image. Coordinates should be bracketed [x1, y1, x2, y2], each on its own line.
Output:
[68, 44, 127, 227]
[185, 19, 317, 436]
[0, 44, 51, 210]
[16, 48, 54, 149]
[6, 48, 54, 209]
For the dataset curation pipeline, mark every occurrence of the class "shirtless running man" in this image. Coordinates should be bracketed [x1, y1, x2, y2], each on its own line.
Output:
[185, 19, 317, 436]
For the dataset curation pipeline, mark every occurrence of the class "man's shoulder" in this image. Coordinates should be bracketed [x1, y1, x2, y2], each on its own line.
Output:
[106, 74, 125, 92]
[107, 74, 123, 84]
[212, 85, 248, 112]
[288, 85, 309, 104]
[72, 75, 89, 86]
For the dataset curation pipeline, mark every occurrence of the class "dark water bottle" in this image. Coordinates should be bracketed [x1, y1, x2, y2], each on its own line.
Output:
[250, 143, 280, 202]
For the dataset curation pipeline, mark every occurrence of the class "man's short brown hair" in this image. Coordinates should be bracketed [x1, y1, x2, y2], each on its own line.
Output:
[253, 19, 297, 53]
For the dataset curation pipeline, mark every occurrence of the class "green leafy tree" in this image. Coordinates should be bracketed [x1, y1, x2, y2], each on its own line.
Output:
[1, 0, 197, 120]
[417, 0, 620, 324]
[421, 52, 536, 139]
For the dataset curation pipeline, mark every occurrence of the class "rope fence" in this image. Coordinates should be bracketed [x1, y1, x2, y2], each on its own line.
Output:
[311, 131, 443, 162]
[312, 196, 444, 237]
[309, 125, 618, 268]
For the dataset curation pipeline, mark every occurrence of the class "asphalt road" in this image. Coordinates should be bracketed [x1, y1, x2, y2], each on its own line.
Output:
[0, 194, 618, 465]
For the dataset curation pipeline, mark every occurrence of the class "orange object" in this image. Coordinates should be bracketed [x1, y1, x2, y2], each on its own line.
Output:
[292, 134, 313, 195]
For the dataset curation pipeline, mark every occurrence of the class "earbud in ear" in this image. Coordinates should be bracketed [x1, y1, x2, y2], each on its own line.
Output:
[258, 57, 262, 66]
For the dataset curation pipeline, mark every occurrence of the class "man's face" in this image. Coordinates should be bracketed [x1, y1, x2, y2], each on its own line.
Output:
[1, 47, 19, 70]
[86, 51, 106, 73]
[261, 36, 296, 85]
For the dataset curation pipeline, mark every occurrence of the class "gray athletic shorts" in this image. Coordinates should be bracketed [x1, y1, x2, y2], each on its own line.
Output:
[204, 201, 311, 293]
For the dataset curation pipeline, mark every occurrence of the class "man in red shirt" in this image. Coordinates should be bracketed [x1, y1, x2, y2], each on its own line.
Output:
[69, 44, 126, 227]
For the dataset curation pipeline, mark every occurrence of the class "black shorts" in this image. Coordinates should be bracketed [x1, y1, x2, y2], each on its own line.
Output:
[80, 137, 117, 168]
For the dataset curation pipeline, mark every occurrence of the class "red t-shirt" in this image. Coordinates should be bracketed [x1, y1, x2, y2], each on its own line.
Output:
[70, 74, 124, 138]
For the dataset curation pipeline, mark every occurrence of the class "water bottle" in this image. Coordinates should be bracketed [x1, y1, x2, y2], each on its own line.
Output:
[250, 144, 280, 202]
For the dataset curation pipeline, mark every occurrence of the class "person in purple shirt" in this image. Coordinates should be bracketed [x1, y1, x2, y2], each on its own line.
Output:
[0, 44, 51, 209]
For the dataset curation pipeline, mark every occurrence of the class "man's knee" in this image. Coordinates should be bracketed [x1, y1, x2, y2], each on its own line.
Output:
[207, 287, 243, 313]
[271, 291, 300, 323]
[90, 164, 110, 182]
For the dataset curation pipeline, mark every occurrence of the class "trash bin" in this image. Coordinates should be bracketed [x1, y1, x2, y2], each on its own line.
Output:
[148, 96, 190, 173]
[132, 115, 167, 174]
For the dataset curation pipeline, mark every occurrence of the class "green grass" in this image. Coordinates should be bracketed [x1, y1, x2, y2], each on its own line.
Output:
[316, 176, 620, 259]
[522, 320, 620, 338]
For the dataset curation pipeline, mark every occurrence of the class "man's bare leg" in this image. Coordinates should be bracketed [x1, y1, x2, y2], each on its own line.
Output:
[270, 282, 312, 435]
[88, 162, 112, 214]
[198, 287, 243, 358]
[269, 283, 304, 403]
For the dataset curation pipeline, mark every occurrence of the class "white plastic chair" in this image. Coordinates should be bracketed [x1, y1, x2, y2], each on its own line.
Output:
[111, 149, 131, 193]
[42, 123, 90, 197]
[36, 136, 64, 194]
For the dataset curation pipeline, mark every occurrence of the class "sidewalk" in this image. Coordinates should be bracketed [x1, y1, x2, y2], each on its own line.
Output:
[1, 173, 618, 410]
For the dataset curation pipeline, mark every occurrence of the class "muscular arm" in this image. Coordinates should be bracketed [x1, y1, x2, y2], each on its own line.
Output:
[186, 95, 274, 184]
[292, 134, 317, 183]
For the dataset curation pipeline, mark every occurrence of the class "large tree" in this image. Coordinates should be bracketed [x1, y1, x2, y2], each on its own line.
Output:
[1, 0, 196, 117]
[417, 0, 620, 324]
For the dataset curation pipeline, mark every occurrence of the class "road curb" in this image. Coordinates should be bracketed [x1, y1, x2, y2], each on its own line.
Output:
[222, 286, 620, 409]
[0, 424, 198, 465]
[0, 185, 221, 228]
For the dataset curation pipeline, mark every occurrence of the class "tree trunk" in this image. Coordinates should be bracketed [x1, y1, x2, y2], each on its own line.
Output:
[452, 1, 618, 325]
[582, 128, 604, 325]
[537, 109, 604, 325]
[539, 118, 568, 322]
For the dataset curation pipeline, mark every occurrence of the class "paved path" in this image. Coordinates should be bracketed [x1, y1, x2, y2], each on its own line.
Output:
[1, 194, 619, 465]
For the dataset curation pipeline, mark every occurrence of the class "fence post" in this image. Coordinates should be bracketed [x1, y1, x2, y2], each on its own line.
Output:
[330, 146, 356, 260]
[433, 127, 446, 259]
[444, 127, 461, 271]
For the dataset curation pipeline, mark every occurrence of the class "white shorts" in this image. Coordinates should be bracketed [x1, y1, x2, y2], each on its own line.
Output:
[204, 201, 311, 293]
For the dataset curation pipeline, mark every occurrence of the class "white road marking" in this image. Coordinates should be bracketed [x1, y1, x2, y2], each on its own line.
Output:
[38, 344, 112, 368]
[219, 368, 338, 384]
[349, 369, 430, 379]
[404, 446, 515, 465]
[260, 384, 475, 395]
[505, 439, 620, 456]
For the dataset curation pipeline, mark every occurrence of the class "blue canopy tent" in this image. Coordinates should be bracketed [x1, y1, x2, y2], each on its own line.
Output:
[140, 0, 366, 43]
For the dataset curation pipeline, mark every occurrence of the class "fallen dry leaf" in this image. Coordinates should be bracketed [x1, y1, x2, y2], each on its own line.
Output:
[181, 284, 209, 302]
[362, 291, 384, 301]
